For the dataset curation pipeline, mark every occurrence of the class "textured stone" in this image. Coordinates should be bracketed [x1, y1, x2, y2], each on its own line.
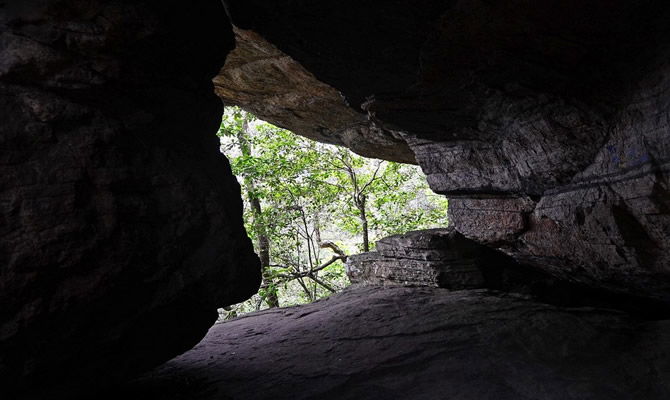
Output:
[346, 228, 487, 288]
[103, 286, 670, 400]
[344, 229, 670, 318]
[222, 0, 670, 303]
[0, 2, 259, 397]
[213, 27, 414, 163]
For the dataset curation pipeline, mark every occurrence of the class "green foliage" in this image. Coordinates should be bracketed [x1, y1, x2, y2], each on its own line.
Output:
[217, 107, 448, 319]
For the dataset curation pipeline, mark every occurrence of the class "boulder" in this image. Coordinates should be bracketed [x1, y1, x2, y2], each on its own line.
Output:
[346, 228, 489, 288]
[346, 229, 670, 318]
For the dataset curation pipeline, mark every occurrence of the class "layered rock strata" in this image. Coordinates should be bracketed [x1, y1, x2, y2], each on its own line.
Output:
[346, 229, 670, 317]
[103, 286, 670, 400]
[0, 1, 259, 397]
[221, 0, 670, 304]
[346, 228, 490, 288]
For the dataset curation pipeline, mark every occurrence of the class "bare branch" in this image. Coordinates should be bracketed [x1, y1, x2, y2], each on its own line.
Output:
[295, 277, 313, 301]
[275, 255, 346, 281]
[319, 241, 347, 259]
[307, 274, 336, 293]
[359, 160, 384, 194]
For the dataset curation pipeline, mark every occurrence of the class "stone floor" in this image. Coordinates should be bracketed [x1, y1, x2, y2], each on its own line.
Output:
[102, 286, 670, 400]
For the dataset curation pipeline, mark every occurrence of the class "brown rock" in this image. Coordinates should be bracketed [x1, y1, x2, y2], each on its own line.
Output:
[213, 27, 414, 163]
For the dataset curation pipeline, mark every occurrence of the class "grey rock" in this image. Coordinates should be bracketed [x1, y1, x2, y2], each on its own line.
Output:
[346, 228, 487, 288]
[106, 286, 670, 400]
[344, 229, 668, 319]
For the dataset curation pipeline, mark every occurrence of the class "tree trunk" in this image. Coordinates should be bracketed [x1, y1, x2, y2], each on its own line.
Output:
[249, 196, 279, 308]
[238, 121, 279, 308]
[357, 194, 370, 252]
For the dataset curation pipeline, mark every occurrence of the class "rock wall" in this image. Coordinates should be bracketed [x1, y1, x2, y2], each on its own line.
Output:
[347, 229, 670, 317]
[221, 0, 670, 303]
[0, 1, 259, 397]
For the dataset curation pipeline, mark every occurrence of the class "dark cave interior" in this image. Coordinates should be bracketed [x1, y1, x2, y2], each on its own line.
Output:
[1, 1, 670, 399]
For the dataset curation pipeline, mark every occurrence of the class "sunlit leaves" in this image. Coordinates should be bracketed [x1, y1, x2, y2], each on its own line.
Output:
[218, 107, 448, 317]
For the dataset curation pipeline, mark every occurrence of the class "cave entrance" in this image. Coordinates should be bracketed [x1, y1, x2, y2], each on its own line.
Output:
[215, 107, 449, 318]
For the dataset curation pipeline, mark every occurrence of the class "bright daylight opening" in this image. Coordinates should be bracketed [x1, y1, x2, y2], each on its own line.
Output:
[216, 107, 449, 318]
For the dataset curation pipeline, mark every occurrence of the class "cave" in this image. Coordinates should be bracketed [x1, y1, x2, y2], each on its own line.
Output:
[2, 1, 670, 399]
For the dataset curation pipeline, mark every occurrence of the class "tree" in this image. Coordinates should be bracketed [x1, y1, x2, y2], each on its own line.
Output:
[217, 107, 448, 316]
[232, 112, 279, 307]
[325, 148, 381, 252]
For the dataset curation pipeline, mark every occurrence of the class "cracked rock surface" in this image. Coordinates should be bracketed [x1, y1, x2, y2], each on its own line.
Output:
[346, 228, 496, 288]
[106, 286, 670, 400]
[222, 0, 670, 303]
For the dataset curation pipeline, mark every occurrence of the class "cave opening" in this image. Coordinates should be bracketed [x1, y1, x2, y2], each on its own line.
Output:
[214, 106, 449, 318]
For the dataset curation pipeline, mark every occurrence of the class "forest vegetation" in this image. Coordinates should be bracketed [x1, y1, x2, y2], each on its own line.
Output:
[217, 107, 449, 319]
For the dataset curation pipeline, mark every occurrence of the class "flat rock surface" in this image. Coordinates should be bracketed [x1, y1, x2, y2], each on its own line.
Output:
[107, 286, 670, 400]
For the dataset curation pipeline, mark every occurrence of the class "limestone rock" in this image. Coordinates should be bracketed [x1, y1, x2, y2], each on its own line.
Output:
[104, 286, 670, 400]
[0, 2, 260, 397]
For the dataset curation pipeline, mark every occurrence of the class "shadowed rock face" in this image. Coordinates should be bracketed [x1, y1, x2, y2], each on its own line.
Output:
[0, 1, 259, 397]
[222, 0, 670, 303]
[103, 286, 670, 400]
[346, 229, 670, 318]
